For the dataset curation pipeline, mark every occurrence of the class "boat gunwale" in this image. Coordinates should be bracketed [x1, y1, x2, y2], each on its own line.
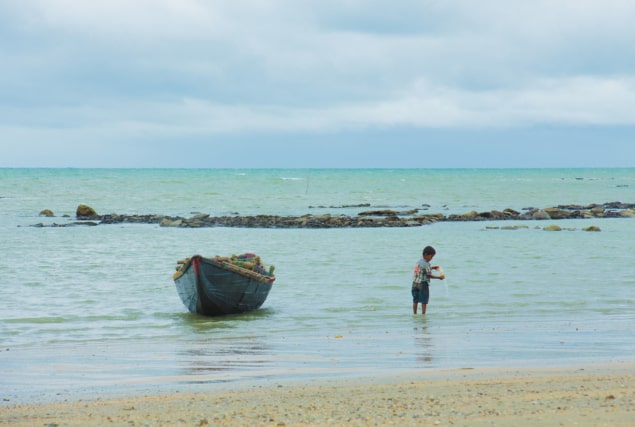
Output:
[175, 255, 275, 283]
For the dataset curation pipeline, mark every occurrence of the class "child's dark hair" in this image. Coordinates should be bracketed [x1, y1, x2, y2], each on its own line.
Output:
[423, 246, 436, 256]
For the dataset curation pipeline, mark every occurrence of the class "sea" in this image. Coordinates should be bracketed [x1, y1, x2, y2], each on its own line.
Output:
[1, 168, 634, 404]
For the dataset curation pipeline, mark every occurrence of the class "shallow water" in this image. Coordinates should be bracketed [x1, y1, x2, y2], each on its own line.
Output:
[1, 168, 634, 403]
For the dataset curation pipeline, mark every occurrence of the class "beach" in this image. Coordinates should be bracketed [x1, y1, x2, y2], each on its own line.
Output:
[2, 364, 633, 426]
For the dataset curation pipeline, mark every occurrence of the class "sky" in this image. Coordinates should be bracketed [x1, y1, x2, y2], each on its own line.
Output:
[1, 0, 635, 168]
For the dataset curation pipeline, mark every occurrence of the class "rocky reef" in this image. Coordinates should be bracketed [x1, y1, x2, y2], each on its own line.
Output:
[29, 202, 635, 229]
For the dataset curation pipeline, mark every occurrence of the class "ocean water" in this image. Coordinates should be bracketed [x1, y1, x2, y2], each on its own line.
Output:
[1, 168, 634, 404]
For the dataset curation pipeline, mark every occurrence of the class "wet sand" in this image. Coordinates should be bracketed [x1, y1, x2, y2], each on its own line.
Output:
[2, 364, 634, 426]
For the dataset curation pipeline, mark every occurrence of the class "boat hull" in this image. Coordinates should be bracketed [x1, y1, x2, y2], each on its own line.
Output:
[174, 255, 273, 316]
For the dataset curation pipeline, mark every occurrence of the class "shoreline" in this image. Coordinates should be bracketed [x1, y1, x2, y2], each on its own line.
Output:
[3, 363, 634, 426]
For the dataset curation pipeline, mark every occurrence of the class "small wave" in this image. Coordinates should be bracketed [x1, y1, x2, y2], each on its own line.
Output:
[558, 300, 589, 307]
[5, 316, 67, 324]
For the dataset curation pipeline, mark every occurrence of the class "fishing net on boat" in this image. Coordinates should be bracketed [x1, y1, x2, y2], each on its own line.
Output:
[174, 253, 275, 282]
[213, 253, 276, 281]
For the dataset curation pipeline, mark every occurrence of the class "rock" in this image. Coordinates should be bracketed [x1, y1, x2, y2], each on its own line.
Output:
[543, 208, 572, 219]
[477, 211, 496, 219]
[400, 208, 420, 215]
[76, 204, 98, 218]
[358, 209, 397, 217]
[604, 201, 633, 209]
[617, 209, 635, 218]
[557, 204, 585, 210]
[489, 210, 509, 220]
[28, 201, 635, 229]
[160, 218, 183, 227]
[503, 208, 520, 217]
[590, 207, 605, 216]
[39, 209, 54, 217]
[543, 224, 562, 231]
[583, 226, 601, 232]
[30, 221, 98, 228]
[501, 225, 529, 230]
[413, 213, 444, 224]
[531, 210, 551, 220]
[448, 211, 479, 221]
[190, 213, 210, 221]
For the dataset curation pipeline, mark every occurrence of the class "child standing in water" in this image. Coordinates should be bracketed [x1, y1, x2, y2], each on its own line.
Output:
[411, 246, 445, 315]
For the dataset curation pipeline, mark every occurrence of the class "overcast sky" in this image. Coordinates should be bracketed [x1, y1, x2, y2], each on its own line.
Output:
[1, 0, 634, 168]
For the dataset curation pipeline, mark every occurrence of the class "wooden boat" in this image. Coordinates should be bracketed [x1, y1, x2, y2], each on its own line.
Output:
[173, 254, 275, 316]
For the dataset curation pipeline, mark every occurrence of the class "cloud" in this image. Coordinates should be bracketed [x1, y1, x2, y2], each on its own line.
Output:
[3, 75, 635, 141]
[1, 1, 635, 167]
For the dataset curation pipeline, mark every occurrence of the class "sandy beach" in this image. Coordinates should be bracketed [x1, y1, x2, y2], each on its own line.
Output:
[2, 364, 633, 426]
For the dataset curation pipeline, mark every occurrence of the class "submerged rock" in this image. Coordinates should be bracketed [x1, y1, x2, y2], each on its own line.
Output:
[543, 224, 562, 231]
[29, 221, 98, 228]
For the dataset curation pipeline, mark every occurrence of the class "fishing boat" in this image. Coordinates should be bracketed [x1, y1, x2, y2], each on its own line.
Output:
[173, 253, 275, 316]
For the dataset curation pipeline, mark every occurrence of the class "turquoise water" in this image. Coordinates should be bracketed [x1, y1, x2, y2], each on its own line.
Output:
[1, 168, 634, 403]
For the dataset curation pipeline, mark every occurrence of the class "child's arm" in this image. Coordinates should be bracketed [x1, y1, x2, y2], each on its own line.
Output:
[431, 266, 445, 280]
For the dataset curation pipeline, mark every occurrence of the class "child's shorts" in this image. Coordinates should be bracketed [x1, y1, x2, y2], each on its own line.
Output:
[411, 286, 430, 304]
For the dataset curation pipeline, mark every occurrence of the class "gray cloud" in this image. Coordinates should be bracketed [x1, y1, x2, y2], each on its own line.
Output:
[1, 0, 634, 166]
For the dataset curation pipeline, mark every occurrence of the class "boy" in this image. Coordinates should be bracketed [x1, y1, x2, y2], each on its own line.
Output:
[411, 246, 445, 314]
